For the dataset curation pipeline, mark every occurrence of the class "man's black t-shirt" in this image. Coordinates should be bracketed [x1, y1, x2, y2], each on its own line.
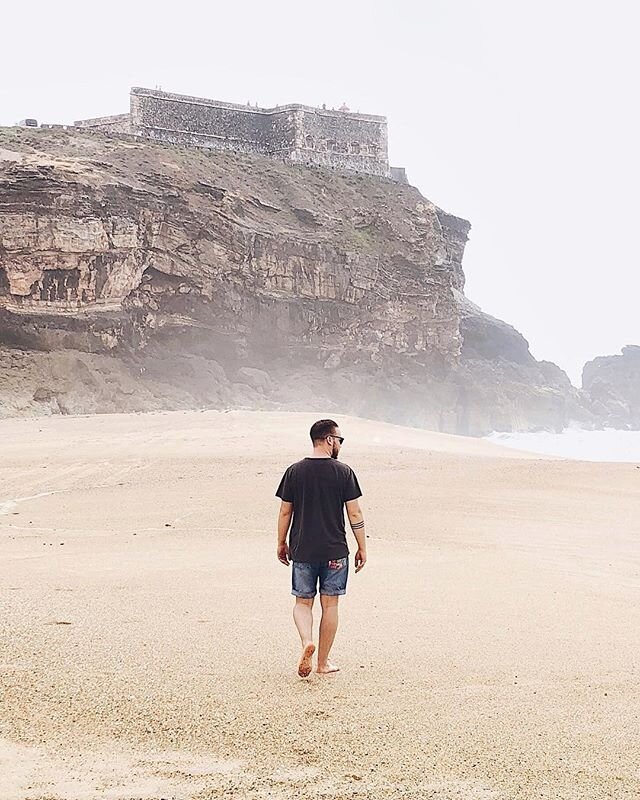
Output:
[275, 458, 362, 563]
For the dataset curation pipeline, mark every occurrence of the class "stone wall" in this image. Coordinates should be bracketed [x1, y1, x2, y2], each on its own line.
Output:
[76, 88, 394, 178]
[390, 167, 409, 184]
[130, 89, 292, 154]
[288, 105, 389, 176]
[74, 113, 132, 135]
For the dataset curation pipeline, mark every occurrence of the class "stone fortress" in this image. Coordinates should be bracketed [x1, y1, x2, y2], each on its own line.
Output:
[74, 87, 407, 182]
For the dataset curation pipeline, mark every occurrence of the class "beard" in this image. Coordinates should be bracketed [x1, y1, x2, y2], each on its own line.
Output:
[331, 444, 339, 459]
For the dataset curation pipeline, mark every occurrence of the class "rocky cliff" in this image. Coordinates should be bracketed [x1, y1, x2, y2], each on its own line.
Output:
[0, 126, 587, 434]
[582, 346, 640, 429]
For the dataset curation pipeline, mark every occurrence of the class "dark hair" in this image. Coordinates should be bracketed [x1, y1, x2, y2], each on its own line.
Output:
[310, 419, 338, 443]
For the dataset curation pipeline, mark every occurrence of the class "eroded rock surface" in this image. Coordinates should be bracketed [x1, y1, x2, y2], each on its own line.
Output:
[0, 127, 592, 434]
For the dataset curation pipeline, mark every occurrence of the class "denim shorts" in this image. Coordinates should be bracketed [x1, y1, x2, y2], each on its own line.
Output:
[292, 558, 349, 598]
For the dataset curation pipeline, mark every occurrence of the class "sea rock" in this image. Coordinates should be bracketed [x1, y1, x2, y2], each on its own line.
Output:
[582, 346, 640, 429]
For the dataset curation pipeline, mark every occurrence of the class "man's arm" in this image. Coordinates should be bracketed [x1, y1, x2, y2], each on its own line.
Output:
[345, 498, 367, 572]
[277, 500, 293, 565]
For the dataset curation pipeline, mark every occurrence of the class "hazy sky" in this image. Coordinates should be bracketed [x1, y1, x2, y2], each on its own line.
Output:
[2, 0, 637, 384]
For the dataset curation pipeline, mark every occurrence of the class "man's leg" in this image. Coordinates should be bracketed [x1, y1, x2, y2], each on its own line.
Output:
[293, 597, 315, 677]
[317, 594, 340, 674]
[293, 596, 314, 646]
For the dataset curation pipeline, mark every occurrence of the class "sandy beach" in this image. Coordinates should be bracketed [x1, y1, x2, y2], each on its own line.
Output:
[1, 409, 639, 800]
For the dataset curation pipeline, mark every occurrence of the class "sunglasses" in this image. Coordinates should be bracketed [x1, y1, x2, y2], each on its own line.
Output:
[327, 435, 345, 444]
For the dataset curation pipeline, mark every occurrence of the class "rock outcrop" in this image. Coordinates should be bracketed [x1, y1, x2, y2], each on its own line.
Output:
[454, 296, 591, 434]
[582, 346, 640, 429]
[0, 126, 589, 434]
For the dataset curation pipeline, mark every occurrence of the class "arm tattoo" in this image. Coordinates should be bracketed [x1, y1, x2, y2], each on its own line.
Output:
[351, 520, 365, 530]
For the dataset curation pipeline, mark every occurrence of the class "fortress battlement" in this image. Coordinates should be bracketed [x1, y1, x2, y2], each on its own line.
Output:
[125, 87, 387, 122]
[75, 88, 406, 181]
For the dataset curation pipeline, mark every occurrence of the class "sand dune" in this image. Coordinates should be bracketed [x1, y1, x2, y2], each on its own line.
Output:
[1, 410, 638, 799]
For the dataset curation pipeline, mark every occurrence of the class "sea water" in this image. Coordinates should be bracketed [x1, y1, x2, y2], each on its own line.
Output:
[485, 429, 640, 463]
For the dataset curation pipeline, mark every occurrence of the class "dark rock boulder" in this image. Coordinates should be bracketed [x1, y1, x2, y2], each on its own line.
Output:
[582, 346, 640, 429]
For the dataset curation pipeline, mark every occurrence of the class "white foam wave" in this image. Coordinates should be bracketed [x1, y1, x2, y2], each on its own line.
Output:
[485, 429, 640, 463]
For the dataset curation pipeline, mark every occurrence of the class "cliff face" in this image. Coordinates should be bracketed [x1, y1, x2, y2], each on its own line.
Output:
[0, 127, 584, 434]
[582, 346, 640, 429]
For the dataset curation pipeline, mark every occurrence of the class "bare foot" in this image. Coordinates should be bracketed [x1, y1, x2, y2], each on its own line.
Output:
[316, 662, 340, 674]
[298, 642, 316, 677]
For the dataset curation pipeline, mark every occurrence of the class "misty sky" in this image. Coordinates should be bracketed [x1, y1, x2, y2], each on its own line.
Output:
[1, 0, 637, 384]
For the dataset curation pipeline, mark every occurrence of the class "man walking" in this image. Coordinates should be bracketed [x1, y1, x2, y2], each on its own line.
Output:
[276, 419, 367, 677]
